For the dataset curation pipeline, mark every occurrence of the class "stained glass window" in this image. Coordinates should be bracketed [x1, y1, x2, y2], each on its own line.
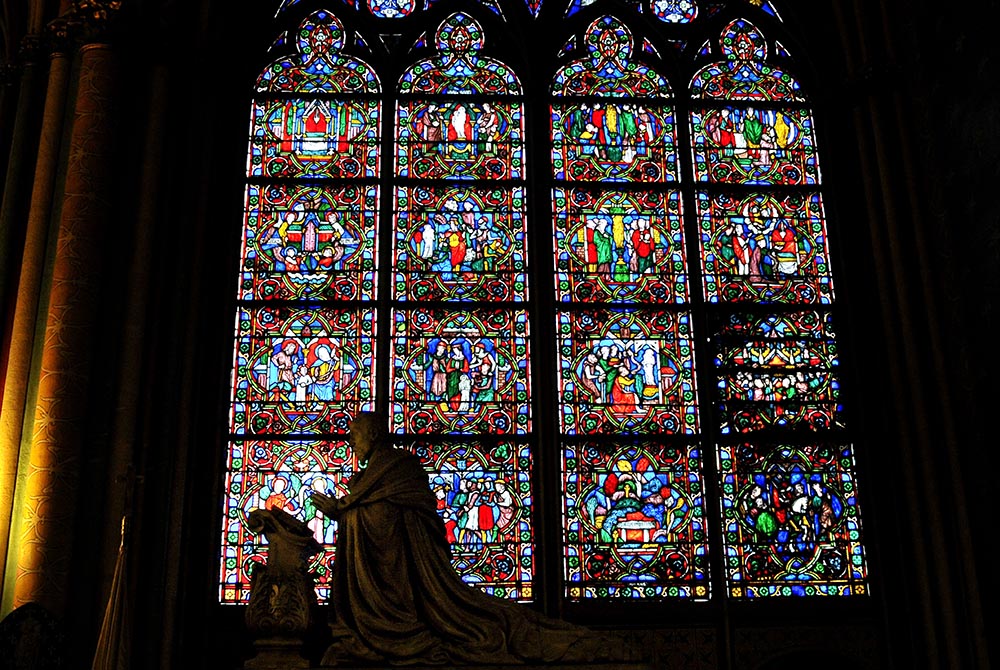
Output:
[552, 15, 709, 599]
[223, 0, 870, 608]
[392, 12, 535, 597]
[222, 9, 381, 603]
[690, 17, 868, 597]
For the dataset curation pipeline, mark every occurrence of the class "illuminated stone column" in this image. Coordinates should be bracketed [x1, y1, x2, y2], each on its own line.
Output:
[5, 4, 120, 613]
[0, 20, 72, 606]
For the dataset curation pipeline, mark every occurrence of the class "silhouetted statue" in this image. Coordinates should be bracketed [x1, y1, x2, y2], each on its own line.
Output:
[311, 413, 625, 666]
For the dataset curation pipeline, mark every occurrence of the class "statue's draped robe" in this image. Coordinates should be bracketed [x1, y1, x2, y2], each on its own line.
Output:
[330, 447, 591, 665]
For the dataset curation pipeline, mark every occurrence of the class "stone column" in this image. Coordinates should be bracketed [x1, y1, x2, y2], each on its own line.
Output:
[4, 3, 121, 614]
[0, 20, 73, 606]
[833, 1, 988, 667]
[0, 36, 46, 331]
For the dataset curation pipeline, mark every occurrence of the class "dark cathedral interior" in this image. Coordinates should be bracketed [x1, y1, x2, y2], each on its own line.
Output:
[0, 0, 994, 667]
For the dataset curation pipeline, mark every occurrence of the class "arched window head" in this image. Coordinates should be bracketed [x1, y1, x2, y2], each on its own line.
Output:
[257, 11, 379, 93]
[400, 13, 520, 95]
[691, 18, 803, 101]
[553, 16, 671, 97]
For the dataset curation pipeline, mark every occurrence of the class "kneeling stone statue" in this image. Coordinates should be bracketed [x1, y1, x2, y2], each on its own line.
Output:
[309, 413, 641, 667]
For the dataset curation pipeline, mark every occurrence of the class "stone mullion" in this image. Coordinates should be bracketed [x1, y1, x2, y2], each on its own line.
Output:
[0, 23, 72, 612]
[7, 38, 120, 614]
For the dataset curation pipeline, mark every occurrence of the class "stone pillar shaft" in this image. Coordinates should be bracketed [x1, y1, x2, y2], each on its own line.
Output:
[0, 50, 71, 610]
[7, 43, 118, 613]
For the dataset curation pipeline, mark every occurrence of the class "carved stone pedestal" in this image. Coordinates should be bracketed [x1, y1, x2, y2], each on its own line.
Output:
[243, 508, 322, 670]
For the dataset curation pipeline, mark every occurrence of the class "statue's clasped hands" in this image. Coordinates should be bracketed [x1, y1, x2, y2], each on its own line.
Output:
[310, 491, 343, 517]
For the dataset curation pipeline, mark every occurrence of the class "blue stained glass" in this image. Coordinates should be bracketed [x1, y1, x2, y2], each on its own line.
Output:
[553, 16, 671, 97]
[368, 0, 416, 18]
[399, 13, 520, 95]
[649, 0, 698, 23]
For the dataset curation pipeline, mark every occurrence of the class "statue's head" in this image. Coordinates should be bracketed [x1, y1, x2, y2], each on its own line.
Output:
[348, 412, 386, 461]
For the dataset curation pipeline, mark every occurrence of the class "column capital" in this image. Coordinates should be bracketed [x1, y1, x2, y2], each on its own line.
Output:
[64, 0, 124, 46]
[45, 18, 74, 55]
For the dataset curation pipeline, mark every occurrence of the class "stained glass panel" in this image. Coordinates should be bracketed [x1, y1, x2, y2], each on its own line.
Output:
[551, 103, 677, 182]
[558, 310, 698, 435]
[563, 442, 708, 598]
[230, 307, 376, 435]
[690, 20, 803, 102]
[697, 192, 833, 304]
[690, 61, 803, 101]
[713, 311, 844, 433]
[410, 440, 534, 599]
[719, 442, 868, 597]
[240, 184, 378, 301]
[552, 189, 687, 303]
[649, 0, 698, 23]
[722, 18, 767, 60]
[393, 186, 528, 302]
[391, 309, 531, 435]
[220, 439, 359, 603]
[257, 11, 379, 94]
[396, 101, 524, 180]
[552, 16, 671, 97]
[399, 13, 520, 95]
[368, 0, 415, 18]
[691, 107, 819, 185]
[250, 99, 380, 179]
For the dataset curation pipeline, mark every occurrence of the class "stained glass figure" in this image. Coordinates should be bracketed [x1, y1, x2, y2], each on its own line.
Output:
[563, 443, 708, 598]
[649, 0, 697, 23]
[257, 11, 380, 94]
[399, 13, 520, 95]
[393, 186, 528, 301]
[691, 107, 819, 185]
[697, 192, 832, 304]
[552, 16, 671, 97]
[552, 189, 687, 303]
[712, 311, 844, 433]
[396, 101, 524, 180]
[691, 19, 803, 101]
[558, 310, 697, 435]
[230, 307, 377, 435]
[410, 440, 535, 599]
[221, 439, 359, 602]
[239, 185, 378, 302]
[368, 0, 415, 18]
[392, 309, 531, 435]
[551, 103, 677, 182]
[719, 442, 867, 597]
